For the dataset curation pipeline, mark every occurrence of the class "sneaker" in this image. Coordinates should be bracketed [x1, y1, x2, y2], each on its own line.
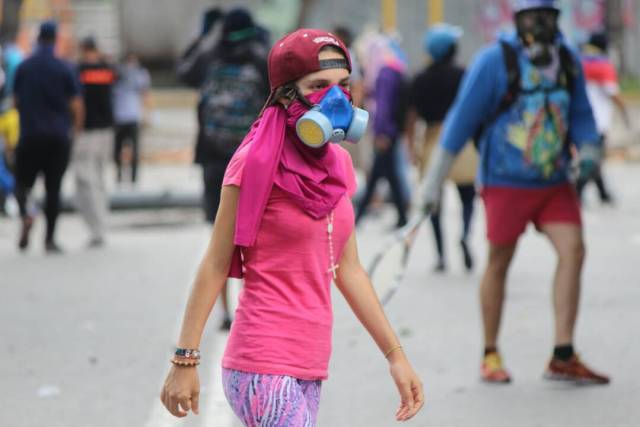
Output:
[481, 352, 512, 383]
[45, 240, 64, 255]
[544, 355, 610, 385]
[88, 237, 105, 249]
[601, 196, 615, 206]
[433, 259, 446, 273]
[18, 215, 34, 251]
[395, 217, 408, 229]
[219, 317, 233, 331]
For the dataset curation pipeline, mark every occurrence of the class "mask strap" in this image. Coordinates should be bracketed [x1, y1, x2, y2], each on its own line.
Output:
[284, 84, 315, 109]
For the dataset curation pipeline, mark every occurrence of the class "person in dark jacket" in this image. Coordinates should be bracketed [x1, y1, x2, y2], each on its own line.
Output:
[13, 20, 84, 253]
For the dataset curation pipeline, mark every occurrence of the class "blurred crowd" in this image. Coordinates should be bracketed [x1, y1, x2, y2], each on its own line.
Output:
[0, 20, 151, 252]
[0, 3, 631, 270]
[0, 3, 629, 414]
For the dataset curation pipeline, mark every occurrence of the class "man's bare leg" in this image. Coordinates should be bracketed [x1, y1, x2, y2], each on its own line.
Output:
[480, 243, 518, 349]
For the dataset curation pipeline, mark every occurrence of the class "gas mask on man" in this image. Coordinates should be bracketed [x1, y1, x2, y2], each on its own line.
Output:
[515, 8, 560, 67]
[295, 85, 369, 148]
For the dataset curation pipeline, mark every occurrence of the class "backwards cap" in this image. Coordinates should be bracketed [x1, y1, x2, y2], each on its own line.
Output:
[267, 28, 351, 91]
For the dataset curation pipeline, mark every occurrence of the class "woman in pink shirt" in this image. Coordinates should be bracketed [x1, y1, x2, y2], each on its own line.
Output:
[160, 29, 424, 426]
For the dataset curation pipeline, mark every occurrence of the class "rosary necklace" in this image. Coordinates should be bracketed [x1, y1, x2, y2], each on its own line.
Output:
[327, 211, 339, 279]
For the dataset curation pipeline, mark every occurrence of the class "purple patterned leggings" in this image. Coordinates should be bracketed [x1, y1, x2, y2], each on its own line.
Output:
[222, 368, 322, 427]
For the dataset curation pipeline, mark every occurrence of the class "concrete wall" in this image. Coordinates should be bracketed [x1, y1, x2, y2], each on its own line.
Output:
[73, 0, 121, 58]
[111, 0, 640, 76]
[118, 0, 231, 61]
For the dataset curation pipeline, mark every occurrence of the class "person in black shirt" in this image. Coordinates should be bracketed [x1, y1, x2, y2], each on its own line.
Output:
[75, 36, 116, 248]
[407, 24, 478, 272]
[13, 21, 84, 253]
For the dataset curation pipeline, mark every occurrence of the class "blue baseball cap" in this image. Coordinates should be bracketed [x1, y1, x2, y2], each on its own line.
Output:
[513, 0, 560, 14]
[424, 23, 463, 61]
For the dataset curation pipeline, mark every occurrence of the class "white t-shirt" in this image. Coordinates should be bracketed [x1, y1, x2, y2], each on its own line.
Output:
[582, 55, 620, 134]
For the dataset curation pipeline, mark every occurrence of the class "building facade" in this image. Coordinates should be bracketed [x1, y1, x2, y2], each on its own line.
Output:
[6, 0, 640, 77]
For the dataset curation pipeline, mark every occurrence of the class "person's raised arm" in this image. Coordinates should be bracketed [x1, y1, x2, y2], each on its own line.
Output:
[334, 231, 425, 422]
[160, 185, 239, 418]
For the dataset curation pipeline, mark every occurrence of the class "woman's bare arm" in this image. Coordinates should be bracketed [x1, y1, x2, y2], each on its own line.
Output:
[176, 185, 239, 349]
[335, 231, 401, 355]
[335, 231, 425, 422]
[161, 185, 239, 418]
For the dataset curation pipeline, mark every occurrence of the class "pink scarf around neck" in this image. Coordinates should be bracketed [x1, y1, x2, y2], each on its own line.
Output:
[229, 86, 349, 277]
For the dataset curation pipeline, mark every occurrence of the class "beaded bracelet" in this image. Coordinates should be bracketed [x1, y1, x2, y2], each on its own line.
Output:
[174, 348, 201, 360]
[170, 355, 200, 367]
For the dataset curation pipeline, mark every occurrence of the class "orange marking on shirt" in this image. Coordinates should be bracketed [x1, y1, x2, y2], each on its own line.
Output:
[80, 69, 115, 85]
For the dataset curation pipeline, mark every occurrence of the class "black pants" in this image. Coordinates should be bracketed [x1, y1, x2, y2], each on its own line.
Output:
[431, 184, 475, 261]
[575, 135, 611, 202]
[576, 167, 611, 202]
[114, 122, 140, 183]
[14, 137, 70, 243]
[202, 160, 229, 224]
[355, 144, 408, 227]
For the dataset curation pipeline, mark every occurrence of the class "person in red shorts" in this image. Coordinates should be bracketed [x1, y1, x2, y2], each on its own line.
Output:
[422, 0, 609, 385]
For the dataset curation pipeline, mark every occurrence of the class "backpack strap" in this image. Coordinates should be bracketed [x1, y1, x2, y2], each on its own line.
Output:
[557, 44, 578, 152]
[473, 40, 520, 146]
[558, 44, 577, 92]
[475, 42, 576, 146]
[497, 40, 521, 114]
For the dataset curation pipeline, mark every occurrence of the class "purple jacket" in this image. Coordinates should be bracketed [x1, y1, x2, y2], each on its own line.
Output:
[374, 66, 403, 140]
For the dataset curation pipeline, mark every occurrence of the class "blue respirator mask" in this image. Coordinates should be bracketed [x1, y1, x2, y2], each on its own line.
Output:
[296, 86, 369, 148]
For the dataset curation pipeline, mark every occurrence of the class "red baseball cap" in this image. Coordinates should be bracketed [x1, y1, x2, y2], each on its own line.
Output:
[267, 28, 352, 91]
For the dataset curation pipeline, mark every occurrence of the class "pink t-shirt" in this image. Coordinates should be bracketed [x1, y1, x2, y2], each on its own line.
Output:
[221, 143, 357, 380]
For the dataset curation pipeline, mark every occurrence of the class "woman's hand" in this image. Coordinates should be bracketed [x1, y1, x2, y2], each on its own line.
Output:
[389, 353, 425, 422]
[160, 365, 200, 417]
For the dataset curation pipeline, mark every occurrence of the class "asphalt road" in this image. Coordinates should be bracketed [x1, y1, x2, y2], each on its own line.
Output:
[1, 162, 639, 427]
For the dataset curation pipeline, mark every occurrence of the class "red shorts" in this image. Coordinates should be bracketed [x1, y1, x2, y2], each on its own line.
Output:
[481, 184, 582, 245]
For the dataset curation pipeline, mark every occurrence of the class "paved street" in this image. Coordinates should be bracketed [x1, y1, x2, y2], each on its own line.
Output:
[1, 159, 639, 427]
[324, 161, 640, 427]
